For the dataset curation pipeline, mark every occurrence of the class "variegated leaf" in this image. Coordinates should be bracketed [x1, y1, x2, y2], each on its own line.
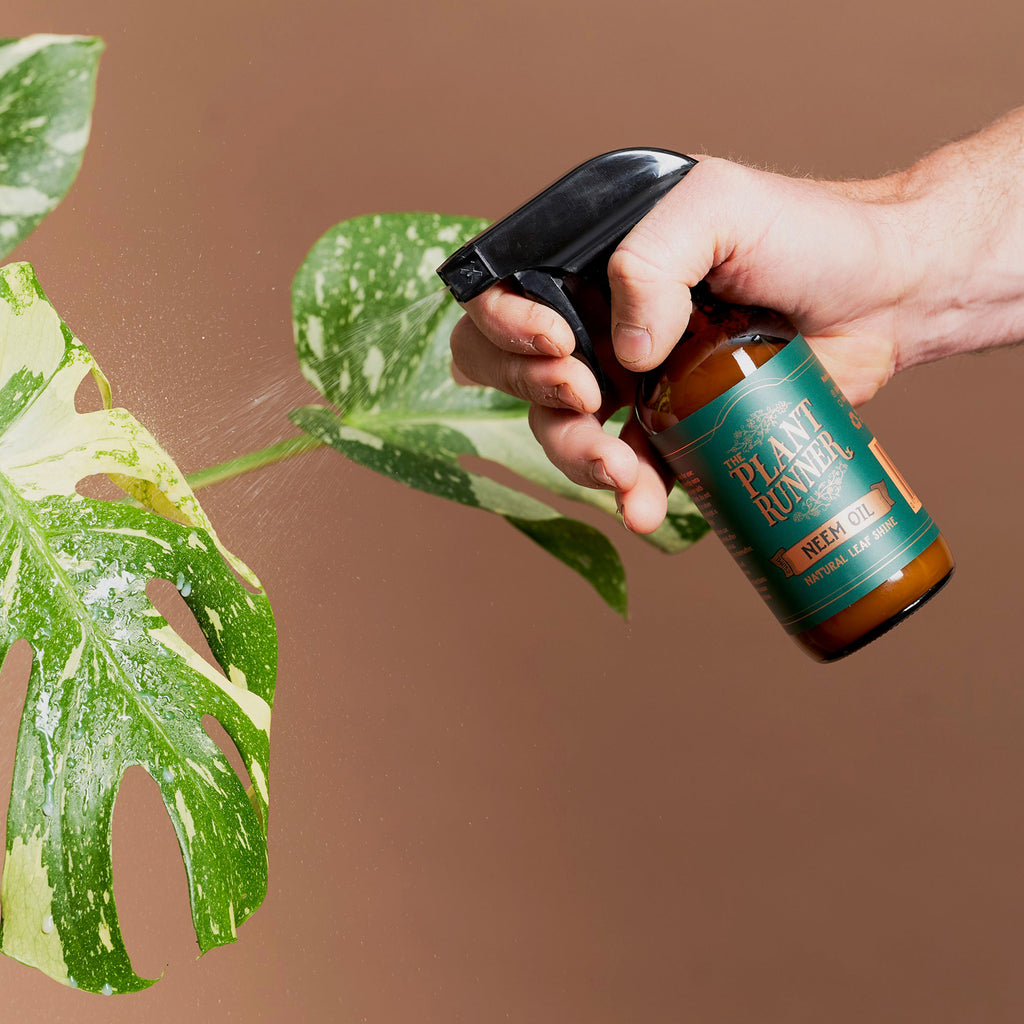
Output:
[290, 213, 708, 617]
[0, 263, 276, 993]
[0, 35, 102, 259]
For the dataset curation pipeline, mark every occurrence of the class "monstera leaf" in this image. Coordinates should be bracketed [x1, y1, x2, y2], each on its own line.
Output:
[0, 263, 276, 993]
[0, 35, 102, 259]
[289, 212, 707, 617]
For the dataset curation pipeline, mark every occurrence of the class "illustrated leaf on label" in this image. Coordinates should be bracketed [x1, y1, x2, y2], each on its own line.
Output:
[0, 263, 277, 993]
[0, 35, 102, 259]
[290, 212, 707, 617]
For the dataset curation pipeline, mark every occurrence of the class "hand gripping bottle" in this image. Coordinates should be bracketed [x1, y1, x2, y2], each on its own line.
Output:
[438, 151, 954, 660]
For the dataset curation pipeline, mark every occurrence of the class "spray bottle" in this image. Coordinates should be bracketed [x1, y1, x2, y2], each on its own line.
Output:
[436, 150, 954, 660]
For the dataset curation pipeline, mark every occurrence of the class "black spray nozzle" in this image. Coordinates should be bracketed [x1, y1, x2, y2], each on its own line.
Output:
[437, 148, 696, 394]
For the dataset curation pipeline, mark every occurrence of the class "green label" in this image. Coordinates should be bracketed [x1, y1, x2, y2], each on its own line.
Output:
[648, 336, 940, 632]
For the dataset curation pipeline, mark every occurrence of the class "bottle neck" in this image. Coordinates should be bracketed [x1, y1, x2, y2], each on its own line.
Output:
[637, 292, 797, 433]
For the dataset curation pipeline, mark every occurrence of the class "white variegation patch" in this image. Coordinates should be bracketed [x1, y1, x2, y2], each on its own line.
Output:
[0, 184, 55, 217]
[1, 835, 69, 984]
[149, 625, 271, 735]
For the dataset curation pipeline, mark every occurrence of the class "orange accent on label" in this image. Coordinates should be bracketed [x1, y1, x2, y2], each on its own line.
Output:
[869, 438, 922, 512]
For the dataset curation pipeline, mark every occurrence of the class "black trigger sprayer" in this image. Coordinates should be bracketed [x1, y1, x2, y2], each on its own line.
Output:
[436, 149, 697, 396]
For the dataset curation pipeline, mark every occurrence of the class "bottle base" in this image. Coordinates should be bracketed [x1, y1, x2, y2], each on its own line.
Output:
[796, 564, 954, 663]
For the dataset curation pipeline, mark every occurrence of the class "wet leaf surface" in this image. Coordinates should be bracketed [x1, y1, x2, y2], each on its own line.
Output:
[0, 263, 276, 993]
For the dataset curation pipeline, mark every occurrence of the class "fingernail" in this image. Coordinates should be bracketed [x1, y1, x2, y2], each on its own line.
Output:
[615, 498, 633, 532]
[614, 323, 652, 364]
[591, 459, 616, 488]
[530, 333, 562, 356]
[556, 383, 585, 411]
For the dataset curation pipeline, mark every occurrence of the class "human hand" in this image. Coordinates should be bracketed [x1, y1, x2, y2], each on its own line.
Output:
[451, 116, 1024, 532]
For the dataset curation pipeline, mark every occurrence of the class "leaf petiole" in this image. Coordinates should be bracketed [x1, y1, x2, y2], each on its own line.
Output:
[186, 435, 324, 491]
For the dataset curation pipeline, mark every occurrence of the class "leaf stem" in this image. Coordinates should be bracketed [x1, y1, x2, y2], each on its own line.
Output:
[186, 435, 325, 491]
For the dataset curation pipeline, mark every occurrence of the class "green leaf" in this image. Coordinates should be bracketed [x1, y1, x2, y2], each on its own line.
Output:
[291, 404, 629, 616]
[0, 263, 276, 993]
[290, 212, 708, 616]
[0, 35, 102, 259]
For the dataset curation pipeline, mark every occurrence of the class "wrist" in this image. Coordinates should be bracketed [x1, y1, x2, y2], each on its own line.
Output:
[883, 120, 1024, 371]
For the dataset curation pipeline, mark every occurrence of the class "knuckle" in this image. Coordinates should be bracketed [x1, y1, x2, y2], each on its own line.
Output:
[525, 301, 559, 338]
[607, 243, 667, 298]
[529, 403, 566, 448]
[473, 287, 503, 324]
[545, 412, 575, 451]
[529, 408, 586, 482]
[499, 352, 533, 401]
[527, 402, 552, 445]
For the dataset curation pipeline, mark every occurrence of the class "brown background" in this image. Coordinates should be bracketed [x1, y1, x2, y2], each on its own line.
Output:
[3, 1, 1024, 1021]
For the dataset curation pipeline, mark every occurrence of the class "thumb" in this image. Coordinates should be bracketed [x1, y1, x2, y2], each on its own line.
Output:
[606, 157, 753, 372]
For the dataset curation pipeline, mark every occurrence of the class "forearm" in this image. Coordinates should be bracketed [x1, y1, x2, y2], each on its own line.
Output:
[883, 107, 1024, 370]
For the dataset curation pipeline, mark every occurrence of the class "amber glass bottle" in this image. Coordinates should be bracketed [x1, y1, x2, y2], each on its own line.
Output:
[636, 288, 954, 661]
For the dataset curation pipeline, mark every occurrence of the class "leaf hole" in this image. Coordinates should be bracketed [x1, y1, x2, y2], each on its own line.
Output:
[75, 473, 129, 502]
[74, 368, 107, 414]
[111, 765, 197, 979]
[145, 578, 226, 679]
[202, 714, 254, 795]
[224, 555, 263, 597]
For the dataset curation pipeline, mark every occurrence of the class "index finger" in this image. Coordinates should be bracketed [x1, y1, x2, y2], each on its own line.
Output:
[463, 282, 577, 358]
